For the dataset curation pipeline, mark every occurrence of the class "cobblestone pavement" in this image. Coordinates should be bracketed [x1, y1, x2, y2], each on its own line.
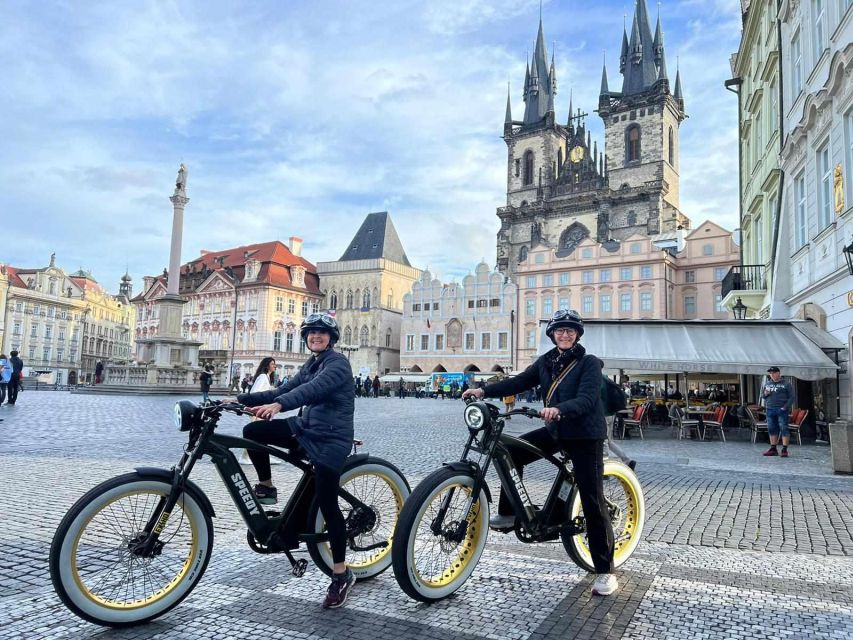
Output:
[0, 392, 851, 639]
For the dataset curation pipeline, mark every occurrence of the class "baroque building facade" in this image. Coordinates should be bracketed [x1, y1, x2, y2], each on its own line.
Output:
[497, 1, 689, 279]
[515, 221, 739, 367]
[400, 262, 518, 375]
[133, 238, 322, 383]
[0, 255, 135, 385]
[317, 212, 421, 377]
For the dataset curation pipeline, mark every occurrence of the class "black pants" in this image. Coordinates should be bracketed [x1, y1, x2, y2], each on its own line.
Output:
[7, 377, 19, 404]
[497, 427, 614, 574]
[243, 418, 347, 564]
[0, 383, 6, 404]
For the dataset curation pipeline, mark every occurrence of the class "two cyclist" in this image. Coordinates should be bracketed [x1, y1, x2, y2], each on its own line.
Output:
[236, 313, 356, 609]
[461, 309, 618, 596]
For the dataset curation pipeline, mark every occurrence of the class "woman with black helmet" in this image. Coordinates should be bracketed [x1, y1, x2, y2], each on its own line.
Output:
[461, 309, 617, 596]
[237, 312, 357, 609]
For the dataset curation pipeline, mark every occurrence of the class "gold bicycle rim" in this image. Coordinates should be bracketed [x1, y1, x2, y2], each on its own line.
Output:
[411, 483, 483, 587]
[318, 470, 405, 569]
[571, 467, 641, 564]
[71, 489, 199, 610]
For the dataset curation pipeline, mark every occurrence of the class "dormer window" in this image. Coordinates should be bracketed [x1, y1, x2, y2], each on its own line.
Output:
[291, 265, 306, 288]
[244, 259, 260, 282]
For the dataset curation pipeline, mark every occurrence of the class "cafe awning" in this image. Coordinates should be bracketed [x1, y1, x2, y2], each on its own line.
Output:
[538, 319, 839, 381]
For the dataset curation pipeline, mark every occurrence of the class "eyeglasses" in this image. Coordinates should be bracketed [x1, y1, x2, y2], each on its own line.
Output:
[553, 328, 577, 336]
[551, 309, 582, 322]
[303, 313, 336, 328]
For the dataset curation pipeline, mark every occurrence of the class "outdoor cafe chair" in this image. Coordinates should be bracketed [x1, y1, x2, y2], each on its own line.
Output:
[701, 405, 728, 442]
[671, 405, 702, 440]
[620, 402, 650, 440]
[746, 407, 767, 444]
[788, 409, 808, 446]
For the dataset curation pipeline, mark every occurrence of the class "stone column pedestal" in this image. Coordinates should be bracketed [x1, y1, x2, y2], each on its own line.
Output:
[829, 419, 853, 475]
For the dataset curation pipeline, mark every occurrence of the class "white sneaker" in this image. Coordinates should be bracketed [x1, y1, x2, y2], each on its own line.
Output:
[489, 515, 515, 530]
[592, 573, 618, 596]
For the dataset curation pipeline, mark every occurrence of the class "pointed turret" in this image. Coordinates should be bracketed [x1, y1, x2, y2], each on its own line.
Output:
[567, 88, 574, 127]
[657, 51, 668, 82]
[600, 59, 610, 95]
[620, 24, 629, 73]
[653, 12, 663, 64]
[523, 60, 530, 101]
[522, 15, 556, 125]
[621, 0, 662, 96]
[505, 83, 512, 124]
[674, 67, 684, 105]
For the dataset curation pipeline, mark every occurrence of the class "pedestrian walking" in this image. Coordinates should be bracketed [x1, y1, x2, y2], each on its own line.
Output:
[7, 350, 23, 405]
[762, 366, 795, 458]
[362, 376, 371, 397]
[241, 375, 250, 393]
[372, 374, 380, 398]
[95, 361, 104, 384]
[199, 364, 213, 403]
[250, 357, 276, 393]
[0, 353, 11, 405]
[398, 376, 405, 399]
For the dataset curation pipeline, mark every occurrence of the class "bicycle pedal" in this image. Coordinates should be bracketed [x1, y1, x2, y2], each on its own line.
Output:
[291, 559, 308, 577]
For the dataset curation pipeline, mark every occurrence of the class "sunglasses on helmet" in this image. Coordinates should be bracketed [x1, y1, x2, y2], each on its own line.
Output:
[551, 309, 582, 322]
[303, 313, 336, 327]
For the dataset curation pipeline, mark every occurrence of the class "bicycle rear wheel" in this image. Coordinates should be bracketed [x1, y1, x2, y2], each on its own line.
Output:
[562, 460, 644, 573]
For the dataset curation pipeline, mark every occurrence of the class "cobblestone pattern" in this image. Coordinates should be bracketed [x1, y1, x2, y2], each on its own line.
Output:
[0, 393, 851, 639]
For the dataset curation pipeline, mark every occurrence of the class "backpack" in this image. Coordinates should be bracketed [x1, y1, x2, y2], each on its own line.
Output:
[600, 376, 627, 416]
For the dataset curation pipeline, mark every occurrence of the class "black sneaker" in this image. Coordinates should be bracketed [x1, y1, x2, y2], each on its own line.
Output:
[323, 569, 355, 609]
[253, 484, 278, 505]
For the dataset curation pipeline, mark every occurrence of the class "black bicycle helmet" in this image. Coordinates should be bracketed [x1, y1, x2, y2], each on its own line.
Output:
[300, 313, 340, 345]
[545, 309, 584, 343]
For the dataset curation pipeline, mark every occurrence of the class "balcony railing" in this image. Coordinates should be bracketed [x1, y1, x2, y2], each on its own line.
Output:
[721, 265, 767, 298]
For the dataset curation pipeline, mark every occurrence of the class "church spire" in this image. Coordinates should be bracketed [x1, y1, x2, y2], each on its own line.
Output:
[621, 0, 663, 96]
[674, 64, 684, 107]
[620, 19, 629, 73]
[653, 7, 664, 65]
[505, 82, 512, 124]
[567, 88, 573, 126]
[600, 53, 610, 95]
[522, 12, 555, 125]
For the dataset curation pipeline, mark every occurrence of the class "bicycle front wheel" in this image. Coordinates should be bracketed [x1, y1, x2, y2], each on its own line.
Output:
[562, 460, 645, 572]
[49, 472, 213, 627]
[391, 467, 489, 602]
[307, 457, 409, 580]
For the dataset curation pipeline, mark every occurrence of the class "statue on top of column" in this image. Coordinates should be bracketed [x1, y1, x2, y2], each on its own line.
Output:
[174, 163, 188, 197]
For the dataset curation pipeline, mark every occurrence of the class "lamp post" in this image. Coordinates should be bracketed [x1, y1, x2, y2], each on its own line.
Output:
[732, 297, 748, 320]
[339, 344, 358, 362]
[843, 240, 853, 276]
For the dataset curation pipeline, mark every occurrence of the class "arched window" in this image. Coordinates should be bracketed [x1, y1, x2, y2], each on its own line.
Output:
[627, 211, 637, 226]
[329, 291, 338, 310]
[345, 290, 353, 309]
[362, 289, 371, 309]
[387, 289, 393, 308]
[626, 125, 641, 162]
[523, 150, 534, 185]
[359, 326, 369, 346]
[385, 328, 392, 347]
[668, 126, 675, 165]
[518, 246, 529, 263]
[557, 148, 563, 175]
[344, 326, 352, 344]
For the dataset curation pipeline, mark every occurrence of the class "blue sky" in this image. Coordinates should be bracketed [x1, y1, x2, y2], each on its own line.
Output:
[1, 0, 742, 291]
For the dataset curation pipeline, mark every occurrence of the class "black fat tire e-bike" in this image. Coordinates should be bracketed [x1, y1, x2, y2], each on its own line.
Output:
[49, 400, 410, 627]
[391, 401, 644, 602]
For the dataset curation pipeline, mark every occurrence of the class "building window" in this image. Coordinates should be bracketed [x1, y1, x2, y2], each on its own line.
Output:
[813, 0, 826, 61]
[684, 296, 697, 316]
[13, 322, 21, 336]
[558, 297, 569, 310]
[582, 296, 593, 314]
[362, 289, 371, 309]
[359, 326, 369, 346]
[489, 298, 500, 307]
[559, 272, 569, 285]
[527, 330, 536, 348]
[481, 333, 491, 350]
[420, 335, 429, 350]
[630, 243, 641, 254]
[43, 346, 51, 361]
[582, 270, 594, 284]
[435, 334, 444, 350]
[498, 332, 508, 350]
[703, 244, 714, 256]
[413, 303, 421, 311]
[542, 297, 553, 316]
[582, 247, 593, 259]
[465, 333, 475, 350]
[640, 265, 653, 279]
[626, 125, 641, 162]
[714, 267, 726, 281]
[620, 293, 632, 312]
[273, 330, 282, 351]
[600, 269, 612, 282]
[818, 144, 832, 229]
[287, 298, 295, 314]
[433, 302, 440, 310]
[466, 300, 474, 309]
[523, 150, 534, 185]
[526, 275, 536, 288]
[684, 271, 696, 283]
[795, 171, 807, 248]
[329, 292, 338, 309]
[31, 324, 37, 337]
[791, 30, 802, 97]
[715, 294, 723, 313]
[476, 299, 488, 308]
[526, 299, 536, 317]
[542, 274, 553, 286]
[275, 296, 283, 312]
[601, 295, 612, 313]
[301, 301, 308, 316]
[620, 267, 632, 281]
[286, 333, 294, 351]
[405, 335, 415, 351]
[45, 325, 52, 339]
[668, 126, 675, 165]
[535, 253, 545, 264]
[515, 158, 521, 177]
[640, 292, 652, 311]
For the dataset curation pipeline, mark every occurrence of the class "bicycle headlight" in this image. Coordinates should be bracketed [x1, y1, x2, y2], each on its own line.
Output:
[174, 400, 197, 431]
[464, 403, 488, 433]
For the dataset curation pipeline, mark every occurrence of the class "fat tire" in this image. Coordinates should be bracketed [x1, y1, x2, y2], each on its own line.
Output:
[562, 460, 645, 573]
[49, 472, 214, 627]
[306, 457, 410, 580]
[391, 466, 490, 602]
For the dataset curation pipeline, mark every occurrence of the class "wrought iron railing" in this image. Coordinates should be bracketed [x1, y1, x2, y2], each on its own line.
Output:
[721, 265, 767, 298]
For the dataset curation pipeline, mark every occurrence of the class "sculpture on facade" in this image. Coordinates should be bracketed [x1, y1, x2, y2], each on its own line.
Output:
[174, 163, 188, 197]
[530, 221, 542, 245]
[558, 224, 588, 253]
[835, 164, 845, 215]
[596, 210, 610, 242]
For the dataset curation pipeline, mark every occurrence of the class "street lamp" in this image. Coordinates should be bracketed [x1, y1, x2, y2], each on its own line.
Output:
[843, 240, 853, 276]
[732, 297, 748, 320]
[339, 344, 358, 362]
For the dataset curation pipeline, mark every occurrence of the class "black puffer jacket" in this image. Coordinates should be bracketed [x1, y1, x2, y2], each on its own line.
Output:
[483, 344, 606, 440]
[238, 348, 354, 469]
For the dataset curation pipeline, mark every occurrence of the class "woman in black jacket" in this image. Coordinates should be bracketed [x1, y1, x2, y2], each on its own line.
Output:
[237, 313, 356, 609]
[462, 309, 617, 596]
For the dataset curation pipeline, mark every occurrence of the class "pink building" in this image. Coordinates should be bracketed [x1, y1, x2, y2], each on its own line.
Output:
[515, 220, 738, 368]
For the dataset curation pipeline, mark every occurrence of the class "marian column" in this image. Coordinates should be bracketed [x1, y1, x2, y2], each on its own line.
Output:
[156, 164, 191, 343]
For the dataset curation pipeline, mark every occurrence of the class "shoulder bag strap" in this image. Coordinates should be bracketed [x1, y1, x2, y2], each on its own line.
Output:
[545, 358, 580, 406]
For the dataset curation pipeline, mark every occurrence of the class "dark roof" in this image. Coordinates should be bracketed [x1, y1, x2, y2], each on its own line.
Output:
[339, 212, 412, 266]
[621, 0, 661, 96]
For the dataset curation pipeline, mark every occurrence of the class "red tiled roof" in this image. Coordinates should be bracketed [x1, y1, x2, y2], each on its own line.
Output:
[4, 266, 28, 288]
